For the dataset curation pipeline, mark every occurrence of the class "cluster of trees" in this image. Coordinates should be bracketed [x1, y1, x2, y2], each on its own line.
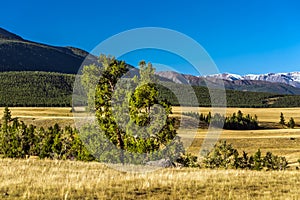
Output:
[0, 71, 76, 107]
[0, 107, 93, 160]
[0, 107, 292, 171]
[183, 110, 259, 130]
[223, 110, 259, 130]
[203, 141, 288, 171]
[279, 112, 296, 128]
[81, 56, 185, 164]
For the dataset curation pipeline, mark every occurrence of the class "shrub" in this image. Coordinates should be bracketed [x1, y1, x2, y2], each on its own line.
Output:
[287, 117, 295, 128]
[203, 140, 288, 171]
[0, 107, 94, 161]
[263, 152, 288, 170]
[203, 140, 239, 169]
[176, 153, 200, 168]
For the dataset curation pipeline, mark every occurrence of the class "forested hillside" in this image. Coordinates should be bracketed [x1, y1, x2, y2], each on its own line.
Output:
[0, 71, 74, 106]
[157, 82, 300, 107]
[1, 71, 300, 107]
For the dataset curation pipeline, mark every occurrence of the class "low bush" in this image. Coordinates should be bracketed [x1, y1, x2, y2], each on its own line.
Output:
[176, 153, 200, 168]
[0, 107, 94, 161]
[203, 140, 288, 171]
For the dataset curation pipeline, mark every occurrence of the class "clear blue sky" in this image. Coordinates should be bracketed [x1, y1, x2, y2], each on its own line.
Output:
[1, 0, 300, 75]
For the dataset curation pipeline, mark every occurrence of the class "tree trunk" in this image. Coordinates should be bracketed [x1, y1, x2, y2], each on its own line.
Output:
[116, 128, 125, 164]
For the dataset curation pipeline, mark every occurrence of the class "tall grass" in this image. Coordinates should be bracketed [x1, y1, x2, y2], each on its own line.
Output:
[0, 158, 299, 199]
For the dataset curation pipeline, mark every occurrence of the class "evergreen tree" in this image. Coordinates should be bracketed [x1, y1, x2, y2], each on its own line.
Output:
[279, 112, 285, 126]
[287, 117, 295, 128]
[92, 57, 183, 164]
[2, 106, 11, 132]
[81, 63, 102, 111]
[252, 149, 263, 170]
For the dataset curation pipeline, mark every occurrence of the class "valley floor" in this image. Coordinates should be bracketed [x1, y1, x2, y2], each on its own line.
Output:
[2, 107, 300, 165]
[1, 107, 300, 199]
[0, 158, 300, 200]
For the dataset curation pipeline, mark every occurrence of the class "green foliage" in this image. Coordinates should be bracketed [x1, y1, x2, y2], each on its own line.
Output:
[182, 110, 259, 130]
[262, 151, 288, 170]
[91, 57, 184, 164]
[0, 108, 94, 161]
[203, 141, 239, 169]
[81, 64, 102, 111]
[224, 111, 259, 130]
[252, 149, 263, 170]
[182, 111, 206, 121]
[203, 141, 288, 170]
[2, 71, 300, 108]
[287, 117, 295, 128]
[158, 82, 300, 108]
[0, 71, 75, 107]
[279, 112, 285, 126]
[176, 153, 200, 168]
[271, 95, 300, 107]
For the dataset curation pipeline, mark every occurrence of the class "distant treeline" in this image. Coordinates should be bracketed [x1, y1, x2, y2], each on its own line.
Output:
[1, 71, 300, 107]
[157, 82, 300, 107]
[182, 110, 259, 130]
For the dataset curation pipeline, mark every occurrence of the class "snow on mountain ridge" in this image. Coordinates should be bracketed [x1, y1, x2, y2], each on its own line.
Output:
[206, 72, 300, 88]
[205, 73, 243, 81]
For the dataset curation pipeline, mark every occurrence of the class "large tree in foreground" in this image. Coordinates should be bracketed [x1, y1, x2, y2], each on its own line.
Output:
[90, 56, 183, 163]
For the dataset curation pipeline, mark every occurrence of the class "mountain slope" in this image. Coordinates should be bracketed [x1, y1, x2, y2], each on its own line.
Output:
[1, 71, 300, 107]
[1, 27, 300, 97]
[206, 72, 300, 88]
[156, 71, 300, 95]
[0, 27, 95, 74]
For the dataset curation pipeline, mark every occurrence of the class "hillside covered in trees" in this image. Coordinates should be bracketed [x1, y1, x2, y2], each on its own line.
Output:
[1, 71, 300, 107]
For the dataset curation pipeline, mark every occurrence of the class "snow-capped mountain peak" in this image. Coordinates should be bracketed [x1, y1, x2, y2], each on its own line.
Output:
[207, 72, 300, 88]
[205, 73, 243, 81]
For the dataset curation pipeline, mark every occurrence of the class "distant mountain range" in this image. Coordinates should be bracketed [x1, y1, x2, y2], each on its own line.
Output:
[155, 71, 300, 95]
[1, 27, 300, 95]
[0, 27, 95, 73]
[205, 72, 300, 88]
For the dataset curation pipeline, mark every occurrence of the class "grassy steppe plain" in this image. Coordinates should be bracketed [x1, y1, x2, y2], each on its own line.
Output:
[0, 107, 300, 199]
[1, 158, 300, 199]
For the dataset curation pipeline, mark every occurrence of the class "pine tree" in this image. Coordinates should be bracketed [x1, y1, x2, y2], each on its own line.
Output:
[279, 112, 285, 126]
[81, 63, 102, 112]
[287, 117, 295, 128]
[2, 106, 11, 132]
[91, 56, 183, 164]
[253, 149, 263, 170]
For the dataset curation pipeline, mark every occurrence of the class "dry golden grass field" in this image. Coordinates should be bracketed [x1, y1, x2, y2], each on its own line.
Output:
[0, 107, 75, 128]
[172, 106, 300, 124]
[0, 158, 299, 199]
[0, 107, 300, 199]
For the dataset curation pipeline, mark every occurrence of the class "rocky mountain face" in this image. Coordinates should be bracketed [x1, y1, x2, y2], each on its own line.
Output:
[206, 72, 300, 88]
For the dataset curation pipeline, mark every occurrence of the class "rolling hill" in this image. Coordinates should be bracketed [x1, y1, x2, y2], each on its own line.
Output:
[0, 27, 95, 74]
[1, 27, 300, 107]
